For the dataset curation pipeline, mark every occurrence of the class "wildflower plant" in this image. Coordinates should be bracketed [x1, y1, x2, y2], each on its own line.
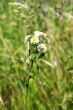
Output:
[24, 31, 48, 109]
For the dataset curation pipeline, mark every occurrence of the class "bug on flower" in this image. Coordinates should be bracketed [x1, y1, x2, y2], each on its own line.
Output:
[30, 36, 39, 44]
[37, 43, 47, 53]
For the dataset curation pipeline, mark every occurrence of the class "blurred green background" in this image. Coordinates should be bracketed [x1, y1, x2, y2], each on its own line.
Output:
[0, 0, 73, 110]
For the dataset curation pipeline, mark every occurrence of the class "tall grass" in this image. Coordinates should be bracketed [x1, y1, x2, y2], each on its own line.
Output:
[0, 0, 73, 110]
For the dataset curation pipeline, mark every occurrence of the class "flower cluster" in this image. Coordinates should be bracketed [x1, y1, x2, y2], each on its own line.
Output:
[25, 31, 48, 59]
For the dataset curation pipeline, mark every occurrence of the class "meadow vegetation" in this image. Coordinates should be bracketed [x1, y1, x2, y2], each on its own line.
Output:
[0, 0, 73, 110]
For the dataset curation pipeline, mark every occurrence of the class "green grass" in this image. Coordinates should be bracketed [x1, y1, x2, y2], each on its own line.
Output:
[0, 0, 73, 110]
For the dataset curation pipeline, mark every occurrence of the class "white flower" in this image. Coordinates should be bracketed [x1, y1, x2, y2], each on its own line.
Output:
[30, 36, 39, 44]
[37, 43, 47, 53]
[34, 31, 47, 37]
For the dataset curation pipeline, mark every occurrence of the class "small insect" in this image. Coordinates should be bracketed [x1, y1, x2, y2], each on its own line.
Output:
[54, 7, 64, 19]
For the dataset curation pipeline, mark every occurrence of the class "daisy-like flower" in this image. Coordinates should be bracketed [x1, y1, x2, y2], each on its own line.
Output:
[34, 31, 47, 37]
[37, 43, 47, 53]
[30, 36, 39, 44]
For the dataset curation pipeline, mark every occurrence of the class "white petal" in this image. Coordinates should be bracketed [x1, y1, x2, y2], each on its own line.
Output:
[34, 31, 47, 37]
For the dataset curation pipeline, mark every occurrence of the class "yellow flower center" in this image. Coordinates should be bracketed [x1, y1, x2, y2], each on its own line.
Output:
[32, 36, 37, 41]
[41, 32, 44, 35]
[40, 45, 45, 49]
